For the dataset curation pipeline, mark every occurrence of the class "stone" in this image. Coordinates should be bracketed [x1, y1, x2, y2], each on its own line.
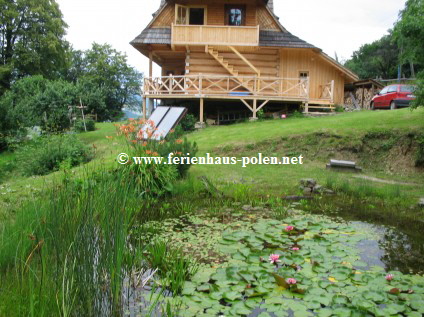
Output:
[419, 198, 424, 208]
[249, 117, 259, 122]
[300, 178, 317, 188]
[324, 189, 335, 195]
[283, 196, 313, 201]
[313, 185, 324, 192]
[303, 187, 313, 195]
[195, 122, 206, 129]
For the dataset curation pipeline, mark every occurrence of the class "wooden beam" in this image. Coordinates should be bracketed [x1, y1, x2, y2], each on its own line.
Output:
[149, 52, 153, 78]
[229, 46, 260, 76]
[253, 99, 257, 118]
[257, 100, 270, 112]
[240, 99, 253, 112]
[199, 98, 204, 123]
[142, 97, 147, 119]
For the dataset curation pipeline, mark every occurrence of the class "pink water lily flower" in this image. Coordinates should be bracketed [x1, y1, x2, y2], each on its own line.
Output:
[269, 254, 281, 264]
[285, 226, 295, 232]
[385, 274, 394, 281]
[286, 278, 297, 285]
[292, 247, 300, 251]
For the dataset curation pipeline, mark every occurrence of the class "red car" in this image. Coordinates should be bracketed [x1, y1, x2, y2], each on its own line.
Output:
[371, 84, 416, 110]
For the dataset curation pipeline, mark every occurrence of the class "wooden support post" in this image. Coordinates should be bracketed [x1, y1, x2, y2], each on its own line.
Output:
[304, 103, 309, 114]
[149, 52, 153, 78]
[142, 97, 147, 119]
[361, 84, 365, 109]
[200, 98, 204, 123]
[253, 99, 257, 118]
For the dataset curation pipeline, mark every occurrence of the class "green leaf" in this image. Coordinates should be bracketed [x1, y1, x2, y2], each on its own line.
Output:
[272, 273, 289, 288]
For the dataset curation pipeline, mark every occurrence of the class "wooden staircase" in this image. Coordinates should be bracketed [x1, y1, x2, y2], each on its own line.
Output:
[206, 46, 254, 93]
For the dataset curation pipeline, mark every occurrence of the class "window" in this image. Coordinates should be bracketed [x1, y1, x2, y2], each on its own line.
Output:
[189, 8, 204, 25]
[175, 5, 206, 25]
[387, 85, 398, 93]
[400, 85, 416, 93]
[299, 72, 309, 79]
[379, 87, 389, 95]
[226, 5, 245, 26]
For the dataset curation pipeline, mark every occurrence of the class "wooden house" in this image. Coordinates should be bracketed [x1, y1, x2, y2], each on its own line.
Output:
[131, 0, 359, 125]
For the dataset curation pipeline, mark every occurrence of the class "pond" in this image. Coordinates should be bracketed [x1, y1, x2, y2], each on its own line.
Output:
[123, 202, 424, 317]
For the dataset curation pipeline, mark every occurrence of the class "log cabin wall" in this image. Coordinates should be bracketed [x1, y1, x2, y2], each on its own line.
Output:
[279, 49, 345, 104]
[187, 47, 279, 77]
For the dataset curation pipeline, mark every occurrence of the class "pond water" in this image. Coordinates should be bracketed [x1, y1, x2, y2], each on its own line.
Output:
[123, 200, 424, 316]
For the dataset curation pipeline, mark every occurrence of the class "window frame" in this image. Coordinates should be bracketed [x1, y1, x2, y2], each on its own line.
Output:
[175, 4, 208, 25]
[225, 5, 246, 26]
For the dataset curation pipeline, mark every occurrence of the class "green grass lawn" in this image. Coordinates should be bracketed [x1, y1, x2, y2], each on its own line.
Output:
[187, 108, 424, 203]
[1, 109, 423, 219]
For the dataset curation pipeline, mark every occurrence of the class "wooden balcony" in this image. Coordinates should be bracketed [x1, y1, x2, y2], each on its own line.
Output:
[171, 24, 260, 46]
[143, 75, 311, 102]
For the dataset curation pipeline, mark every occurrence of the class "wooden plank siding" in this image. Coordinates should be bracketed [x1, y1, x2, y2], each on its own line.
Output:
[280, 49, 345, 104]
[151, 0, 267, 29]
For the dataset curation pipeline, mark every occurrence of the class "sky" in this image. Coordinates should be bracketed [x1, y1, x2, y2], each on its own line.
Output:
[56, 0, 406, 77]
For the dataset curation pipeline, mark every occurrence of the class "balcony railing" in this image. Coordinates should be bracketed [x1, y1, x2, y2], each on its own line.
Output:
[171, 24, 260, 46]
[143, 75, 310, 100]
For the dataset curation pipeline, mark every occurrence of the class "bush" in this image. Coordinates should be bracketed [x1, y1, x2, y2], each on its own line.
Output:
[74, 118, 96, 132]
[179, 113, 197, 131]
[16, 134, 94, 176]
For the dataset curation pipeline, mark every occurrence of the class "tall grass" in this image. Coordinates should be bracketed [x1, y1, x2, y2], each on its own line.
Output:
[0, 161, 180, 316]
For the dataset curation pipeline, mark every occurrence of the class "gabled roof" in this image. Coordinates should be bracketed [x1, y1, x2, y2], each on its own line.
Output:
[154, 0, 274, 16]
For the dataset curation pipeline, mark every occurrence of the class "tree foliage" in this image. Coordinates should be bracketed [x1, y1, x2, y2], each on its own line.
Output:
[66, 43, 142, 121]
[0, 75, 106, 133]
[394, 0, 424, 108]
[0, 0, 69, 94]
[344, 33, 411, 80]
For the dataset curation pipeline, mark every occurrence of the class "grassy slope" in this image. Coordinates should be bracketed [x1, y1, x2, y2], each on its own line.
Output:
[187, 108, 424, 201]
[1, 109, 423, 217]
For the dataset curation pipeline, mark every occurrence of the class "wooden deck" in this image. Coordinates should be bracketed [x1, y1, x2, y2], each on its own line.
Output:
[171, 24, 260, 46]
[142, 75, 335, 120]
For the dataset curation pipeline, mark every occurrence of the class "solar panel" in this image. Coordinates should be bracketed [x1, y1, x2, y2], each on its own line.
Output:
[139, 106, 187, 141]
[155, 107, 187, 140]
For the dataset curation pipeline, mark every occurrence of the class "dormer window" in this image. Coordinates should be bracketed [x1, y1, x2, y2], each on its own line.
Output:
[226, 5, 246, 26]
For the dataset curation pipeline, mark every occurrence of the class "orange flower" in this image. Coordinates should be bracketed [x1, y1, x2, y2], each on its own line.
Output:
[176, 152, 182, 155]
[137, 129, 144, 140]
[106, 136, 113, 139]
[131, 140, 137, 144]
[170, 129, 175, 133]
[146, 150, 152, 155]
[142, 142, 148, 147]
[176, 139, 183, 144]
[153, 152, 159, 156]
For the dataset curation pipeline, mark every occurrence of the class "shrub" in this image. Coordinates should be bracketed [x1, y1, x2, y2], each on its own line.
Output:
[74, 118, 96, 132]
[179, 113, 197, 131]
[16, 134, 94, 176]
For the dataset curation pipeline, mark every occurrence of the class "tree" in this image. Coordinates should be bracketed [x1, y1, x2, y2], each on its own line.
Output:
[66, 43, 143, 121]
[394, 0, 424, 108]
[0, 75, 107, 134]
[0, 0, 69, 94]
[344, 33, 402, 80]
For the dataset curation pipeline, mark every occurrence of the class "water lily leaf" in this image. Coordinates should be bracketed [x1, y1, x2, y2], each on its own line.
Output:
[316, 308, 333, 317]
[196, 284, 210, 292]
[272, 273, 289, 288]
[257, 313, 272, 317]
[332, 307, 352, 317]
[389, 288, 401, 295]
[223, 291, 240, 301]
[410, 299, 424, 312]
[353, 260, 368, 267]
[182, 282, 196, 295]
